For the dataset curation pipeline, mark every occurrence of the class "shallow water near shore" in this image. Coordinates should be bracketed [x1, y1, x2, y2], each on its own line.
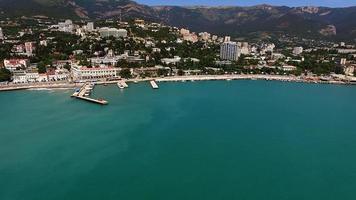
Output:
[1, 80, 356, 200]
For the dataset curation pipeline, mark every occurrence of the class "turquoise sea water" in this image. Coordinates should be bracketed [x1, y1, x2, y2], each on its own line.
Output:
[1, 80, 356, 200]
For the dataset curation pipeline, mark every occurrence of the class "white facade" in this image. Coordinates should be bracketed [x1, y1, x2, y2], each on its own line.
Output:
[58, 20, 74, 33]
[161, 56, 181, 65]
[87, 22, 94, 32]
[0, 27, 4, 40]
[25, 42, 35, 56]
[293, 47, 303, 55]
[281, 65, 297, 71]
[99, 28, 127, 38]
[12, 71, 40, 83]
[220, 42, 240, 61]
[71, 64, 119, 81]
[340, 58, 347, 65]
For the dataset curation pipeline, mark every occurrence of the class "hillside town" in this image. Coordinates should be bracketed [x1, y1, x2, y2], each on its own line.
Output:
[1, 17, 356, 87]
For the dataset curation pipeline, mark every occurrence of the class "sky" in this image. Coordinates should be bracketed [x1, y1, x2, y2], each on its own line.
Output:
[136, 0, 356, 7]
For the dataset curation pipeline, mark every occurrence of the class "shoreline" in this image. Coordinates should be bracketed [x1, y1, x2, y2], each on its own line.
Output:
[1, 74, 355, 92]
[0, 82, 82, 92]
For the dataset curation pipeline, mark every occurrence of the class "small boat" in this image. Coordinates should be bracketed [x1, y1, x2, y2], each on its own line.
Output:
[117, 83, 125, 89]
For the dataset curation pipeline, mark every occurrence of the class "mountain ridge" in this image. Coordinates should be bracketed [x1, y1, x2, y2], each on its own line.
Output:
[0, 0, 356, 41]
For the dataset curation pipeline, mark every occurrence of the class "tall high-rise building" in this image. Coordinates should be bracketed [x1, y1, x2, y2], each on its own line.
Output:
[220, 42, 241, 61]
[0, 27, 4, 40]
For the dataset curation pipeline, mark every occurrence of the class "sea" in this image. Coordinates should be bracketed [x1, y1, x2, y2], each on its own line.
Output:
[1, 80, 356, 200]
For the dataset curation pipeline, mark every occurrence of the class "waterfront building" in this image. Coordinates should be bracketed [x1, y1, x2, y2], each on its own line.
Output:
[99, 27, 127, 38]
[3, 59, 29, 71]
[71, 64, 119, 81]
[12, 70, 39, 83]
[293, 47, 303, 55]
[344, 65, 355, 76]
[220, 42, 241, 61]
[47, 68, 70, 81]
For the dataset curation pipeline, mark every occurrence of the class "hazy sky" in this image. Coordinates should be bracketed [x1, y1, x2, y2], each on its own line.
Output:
[136, 0, 356, 7]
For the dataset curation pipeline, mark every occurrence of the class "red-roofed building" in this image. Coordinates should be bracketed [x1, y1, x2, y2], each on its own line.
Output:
[3, 59, 29, 71]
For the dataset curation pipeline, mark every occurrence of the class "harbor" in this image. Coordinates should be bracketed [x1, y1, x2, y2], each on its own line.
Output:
[71, 83, 108, 105]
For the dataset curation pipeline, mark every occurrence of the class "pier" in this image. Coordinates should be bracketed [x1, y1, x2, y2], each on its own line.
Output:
[71, 83, 108, 105]
[150, 80, 159, 89]
[117, 80, 129, 89]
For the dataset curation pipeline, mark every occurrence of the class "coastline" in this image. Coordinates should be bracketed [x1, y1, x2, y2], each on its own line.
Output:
[0, 82, 82, 92]
[1, 74, 355, 92]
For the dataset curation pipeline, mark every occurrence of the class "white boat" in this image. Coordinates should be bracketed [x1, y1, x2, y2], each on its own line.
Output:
[117, 83, 125, 89]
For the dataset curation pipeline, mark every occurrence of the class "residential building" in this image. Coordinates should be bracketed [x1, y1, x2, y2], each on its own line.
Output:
[58, 20, 74, 33]
[220, 42, 241, 61]
[25, 42, 35, 56]
[0, 27, 4, 40]
[340, 58, 347, 65]
[71, 64, 119, 81]
[87, 22, 94, 32]
[99, 27, 127, 38]
[293, 47, 303, 55]
[161, 56, 181, 65]
[3, 59, 29, 71]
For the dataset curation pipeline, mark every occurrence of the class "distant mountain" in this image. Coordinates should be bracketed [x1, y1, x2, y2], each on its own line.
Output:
[1, 0, 356, 41]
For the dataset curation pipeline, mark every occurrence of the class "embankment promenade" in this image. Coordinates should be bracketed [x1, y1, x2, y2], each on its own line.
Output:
[1, 74, 355, 92]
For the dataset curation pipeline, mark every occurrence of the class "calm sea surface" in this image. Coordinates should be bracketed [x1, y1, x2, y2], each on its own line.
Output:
[1, 80, 356, 200]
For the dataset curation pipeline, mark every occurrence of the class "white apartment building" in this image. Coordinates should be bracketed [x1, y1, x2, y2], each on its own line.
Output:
[99, 27, 127, 38]
[58, 20, 74, 33]
[71, 64, 119, 81]
[86, 22, 94, 32]
[220, 42, 241, 61]
[161, 56, 181, 65]
[12, 71, 40, 83]
[293, 47, 303, 55]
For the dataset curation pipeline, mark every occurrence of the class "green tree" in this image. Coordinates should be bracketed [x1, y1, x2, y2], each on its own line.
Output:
[37, 62, 47, 74]
[177, 69, 184, 76]
[0, 68, 11, 82]
[157, 68, 169, 77]
[63, 63, 71, 71]
[119, 69, 132, 79]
